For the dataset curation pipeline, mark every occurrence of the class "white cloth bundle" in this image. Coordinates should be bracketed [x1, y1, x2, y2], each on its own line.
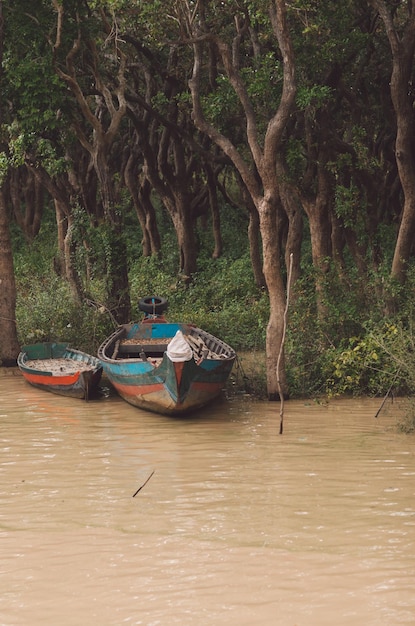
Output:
[166, 330, 193, 362]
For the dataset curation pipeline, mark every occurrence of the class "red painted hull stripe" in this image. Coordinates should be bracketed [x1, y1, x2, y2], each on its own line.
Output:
[23, 372, 80, 386]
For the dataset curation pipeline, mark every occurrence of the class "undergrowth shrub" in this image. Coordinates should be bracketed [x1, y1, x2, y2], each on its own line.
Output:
[129, 252, 268, 351]
[16, 276, 113, 354]
[323, 324, 401, 397]
[285, 263, 415, 402]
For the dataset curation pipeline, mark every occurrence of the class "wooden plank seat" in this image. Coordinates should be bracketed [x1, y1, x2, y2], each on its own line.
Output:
[186, 333, 228, 360]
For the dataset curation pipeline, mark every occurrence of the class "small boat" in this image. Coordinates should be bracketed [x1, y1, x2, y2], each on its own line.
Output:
[18, 342, 103, 400]
[97, 296, 236, 416]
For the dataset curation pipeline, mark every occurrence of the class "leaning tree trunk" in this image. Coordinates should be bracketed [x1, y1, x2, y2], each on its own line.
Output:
[9, 168, 43, 242]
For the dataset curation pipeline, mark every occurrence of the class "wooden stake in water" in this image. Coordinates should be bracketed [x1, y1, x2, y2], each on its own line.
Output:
[277, 253, 294, 435]
[374, 368, 400, 418]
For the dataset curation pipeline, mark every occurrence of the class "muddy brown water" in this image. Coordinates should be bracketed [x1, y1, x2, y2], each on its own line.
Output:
[1, 373, 414, 625]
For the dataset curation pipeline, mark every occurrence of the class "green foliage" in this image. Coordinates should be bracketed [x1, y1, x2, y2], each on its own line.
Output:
[285, 254, 415, 402]
[177, 256, 268, 349]
[3, 1, 70, 133]
[0, 152, 9, 185]
[296, 85, 333, 110]
[284, 257, 414, 399]
[129, 250, 267, 351]
[7, 129, 67, 176]
[334, 183, 361, 228]
[324, 330, 395, 397]
[12, 213, 58, 277]
[285, 137, 306, 177]
[13, 216, 113, 352]
[16, 276, 112, 354]
[243, 52, 283, 106]
[202, 75, 240, 130]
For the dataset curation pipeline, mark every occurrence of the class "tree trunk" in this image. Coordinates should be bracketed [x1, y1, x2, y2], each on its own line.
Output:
[0, 189, 20, 366]
[206, 166, 223, 259]
[277, 158, 303, 286]
[9, 168, 43, 242]
[168, 197, 198, 279]
[259, 197, 289, 398]
[124, 153, 160, 257]
[94, 150, 131, 323]
[239, 181, 266, 288]
[55, 200, 83, 303]
[138, 177, 161, 256]
[371, 0, 415, 286]
[0, 0, 19, 364]
[247, 206, 266, 288]
[27, 163, 85, 304]
[301, 165, 333, 320]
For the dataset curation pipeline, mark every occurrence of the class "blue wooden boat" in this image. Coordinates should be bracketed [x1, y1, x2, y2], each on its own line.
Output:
[97, 296, 236, 416]
[18, 342, 103, 400]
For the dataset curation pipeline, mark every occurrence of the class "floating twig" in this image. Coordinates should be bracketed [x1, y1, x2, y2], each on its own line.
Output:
[132, 470, 155, 497]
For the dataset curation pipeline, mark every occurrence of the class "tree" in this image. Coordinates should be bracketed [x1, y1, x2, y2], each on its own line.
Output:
[51, 0, 131, 322]
[124, 27, 223, 278]
[2, 0, 90, 303]
[185, 0, 296, 398]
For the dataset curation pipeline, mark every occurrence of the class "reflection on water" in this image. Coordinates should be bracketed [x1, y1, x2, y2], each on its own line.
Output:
[1, 375, 415, 625]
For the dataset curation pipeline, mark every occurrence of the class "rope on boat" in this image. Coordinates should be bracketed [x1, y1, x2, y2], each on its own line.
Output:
[234, 355, 251, 393]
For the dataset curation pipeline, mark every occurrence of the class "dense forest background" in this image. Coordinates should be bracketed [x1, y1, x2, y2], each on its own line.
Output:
[1, 0, 415, 406]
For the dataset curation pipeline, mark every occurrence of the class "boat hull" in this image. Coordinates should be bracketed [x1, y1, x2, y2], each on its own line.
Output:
[18, 343, 103, 400]
[98, 322, 236, 416]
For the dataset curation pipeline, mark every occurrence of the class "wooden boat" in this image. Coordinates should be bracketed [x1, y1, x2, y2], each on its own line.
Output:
[97, 296, 236, 416]
[18, 342, 103, 400]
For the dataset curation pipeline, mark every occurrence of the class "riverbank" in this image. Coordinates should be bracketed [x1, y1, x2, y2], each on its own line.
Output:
[0, 367, 21, 377]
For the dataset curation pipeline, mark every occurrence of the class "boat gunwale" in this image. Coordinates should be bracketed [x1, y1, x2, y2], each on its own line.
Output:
[18, 345, 102, 377]
[98, 323, 236, 366]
